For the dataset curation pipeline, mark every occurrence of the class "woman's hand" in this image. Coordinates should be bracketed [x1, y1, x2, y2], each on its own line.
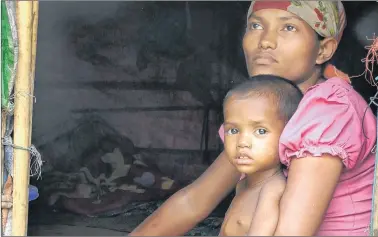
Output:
[129, 151, 240, 236]
[274, 155, 343, 236]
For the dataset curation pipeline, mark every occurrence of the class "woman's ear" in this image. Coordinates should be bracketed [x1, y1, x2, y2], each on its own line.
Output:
[316, 37, 338, 65]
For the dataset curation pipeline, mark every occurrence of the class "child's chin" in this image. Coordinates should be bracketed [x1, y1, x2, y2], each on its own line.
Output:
[236, 165, 255, 174]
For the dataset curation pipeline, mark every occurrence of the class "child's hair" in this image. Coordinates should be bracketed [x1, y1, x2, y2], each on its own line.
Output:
[224, 75, 303, 122]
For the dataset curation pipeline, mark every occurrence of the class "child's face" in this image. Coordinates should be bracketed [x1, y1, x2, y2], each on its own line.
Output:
[223, 95, 285, 175]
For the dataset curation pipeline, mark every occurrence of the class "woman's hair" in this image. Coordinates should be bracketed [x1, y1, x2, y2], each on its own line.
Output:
[224, 75, 303, 122]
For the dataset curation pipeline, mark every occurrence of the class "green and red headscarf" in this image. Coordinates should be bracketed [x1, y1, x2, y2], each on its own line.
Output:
[247, 1, 350, 82]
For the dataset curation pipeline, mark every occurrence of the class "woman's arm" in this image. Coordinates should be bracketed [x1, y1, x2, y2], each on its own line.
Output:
[129, 151, 240, 236]
[274, 155, 343, 236]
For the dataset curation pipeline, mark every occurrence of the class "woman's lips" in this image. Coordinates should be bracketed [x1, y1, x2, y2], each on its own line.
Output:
[253, 53, 278, 65]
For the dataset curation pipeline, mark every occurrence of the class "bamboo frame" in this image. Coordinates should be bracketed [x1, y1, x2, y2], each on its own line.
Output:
[371, 113, 378, 236]
[11, 1, 38, 236]
[1, 2, 7, 235]
[72, 106, 217, 113]
[1, 114, 5, 237]
[30, 0, 39, 142]
[56, 81, 227, 91]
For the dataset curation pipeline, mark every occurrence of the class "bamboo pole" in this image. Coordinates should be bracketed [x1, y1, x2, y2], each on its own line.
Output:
[1, 113, 5, 237]
[29, 0, 39, 139]
[1, 2, 7, 234]
[369, 91, 378, 236]
[372, 123, 378, 236]
[12, 1, 34, 236]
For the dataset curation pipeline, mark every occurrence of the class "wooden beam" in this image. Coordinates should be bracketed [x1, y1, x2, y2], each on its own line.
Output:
[29, 0, 39, 142]
[371, 105, 378, 236]
[12, 1, 37, 235]
[71, 106, 221, 113]
[54, 81, 226, 92]
[1, 113, 5, 236]
[135, 147, 220, 154]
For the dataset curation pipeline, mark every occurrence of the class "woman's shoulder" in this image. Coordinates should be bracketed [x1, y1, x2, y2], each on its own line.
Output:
[279, 77, 376, 169]
[296, 77, 376, 138]
[306, 77, 355, 101]
[303, 77, 373, 116]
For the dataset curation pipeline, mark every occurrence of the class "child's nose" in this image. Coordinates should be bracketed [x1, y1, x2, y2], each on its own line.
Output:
[237, 138, 252, 149]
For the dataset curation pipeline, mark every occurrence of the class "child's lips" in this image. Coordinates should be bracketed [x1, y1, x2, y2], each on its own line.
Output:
[235, 154, 254, 165]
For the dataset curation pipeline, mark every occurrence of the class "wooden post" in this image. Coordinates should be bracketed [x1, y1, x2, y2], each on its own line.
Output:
[372, 119, 378, 236]
[29, 0, 39, 138]
[1, 113, 5, 237]
[369, 91, 378, 236]
[12, 1, 34, 236]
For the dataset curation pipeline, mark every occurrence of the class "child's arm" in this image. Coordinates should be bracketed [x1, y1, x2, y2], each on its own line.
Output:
[247, 179, 285, 236]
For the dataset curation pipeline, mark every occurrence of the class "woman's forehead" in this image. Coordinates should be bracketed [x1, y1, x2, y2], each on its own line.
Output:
[248, 9, 305, 23]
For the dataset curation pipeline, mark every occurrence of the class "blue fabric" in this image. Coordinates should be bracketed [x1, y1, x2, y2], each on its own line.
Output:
[28, 185, 39, 201]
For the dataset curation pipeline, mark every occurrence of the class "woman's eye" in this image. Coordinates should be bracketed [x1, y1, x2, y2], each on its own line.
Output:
[255, 128, 267, 135]
[227, 128, 239, 135]
[249, 23, 263, 30]
[284, 25, 296, 32]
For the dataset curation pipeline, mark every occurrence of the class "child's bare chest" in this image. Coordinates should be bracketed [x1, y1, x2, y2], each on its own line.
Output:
[219, 185, 261, 236]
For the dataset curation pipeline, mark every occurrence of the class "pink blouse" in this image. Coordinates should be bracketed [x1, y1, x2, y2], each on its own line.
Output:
[218, 77, 377, 236]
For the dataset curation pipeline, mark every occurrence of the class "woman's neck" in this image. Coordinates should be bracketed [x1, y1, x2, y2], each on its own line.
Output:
[297, 70, 325, 94]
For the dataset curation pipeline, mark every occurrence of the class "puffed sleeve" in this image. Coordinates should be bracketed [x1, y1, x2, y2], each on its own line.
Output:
[279, 82, 366, 170]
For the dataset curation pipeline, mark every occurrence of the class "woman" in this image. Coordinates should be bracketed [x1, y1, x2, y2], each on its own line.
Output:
[129, 1, 377, 236]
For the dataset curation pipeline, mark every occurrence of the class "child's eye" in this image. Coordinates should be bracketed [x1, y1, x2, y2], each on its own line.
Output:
[283, 24, 297, 32]
[227, 128, 239, 135]
[255, 128, 267, 135]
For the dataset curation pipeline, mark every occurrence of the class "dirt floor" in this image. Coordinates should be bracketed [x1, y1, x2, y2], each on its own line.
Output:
[27, 200, 225, 236]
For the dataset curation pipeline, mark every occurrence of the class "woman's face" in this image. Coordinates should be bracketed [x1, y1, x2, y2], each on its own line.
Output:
[243, 9, 322, 83]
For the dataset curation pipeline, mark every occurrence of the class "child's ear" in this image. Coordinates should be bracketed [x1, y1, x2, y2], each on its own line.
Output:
[316, 38, 338, 65]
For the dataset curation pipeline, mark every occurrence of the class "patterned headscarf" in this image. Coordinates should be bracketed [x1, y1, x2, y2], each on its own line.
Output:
[247, 1, 347, 43]
[247, 1, 349, 82]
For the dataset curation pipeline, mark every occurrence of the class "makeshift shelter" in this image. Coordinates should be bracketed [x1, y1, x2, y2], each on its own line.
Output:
[1, 1, 40, 236]
[1, 1, 377, 236]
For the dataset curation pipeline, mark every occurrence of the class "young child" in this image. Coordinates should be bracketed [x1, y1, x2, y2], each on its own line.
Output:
[218, 75, 303, 236]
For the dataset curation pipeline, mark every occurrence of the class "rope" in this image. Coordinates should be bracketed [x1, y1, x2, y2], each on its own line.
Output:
[350, 33, 378, 88]
[2, 135, 43, 180]
[2, 89, 37, 115]
[369, 91, 378, 107]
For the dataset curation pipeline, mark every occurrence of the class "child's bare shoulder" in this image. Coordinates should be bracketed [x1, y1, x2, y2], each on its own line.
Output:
[261, 173, 286, 198]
